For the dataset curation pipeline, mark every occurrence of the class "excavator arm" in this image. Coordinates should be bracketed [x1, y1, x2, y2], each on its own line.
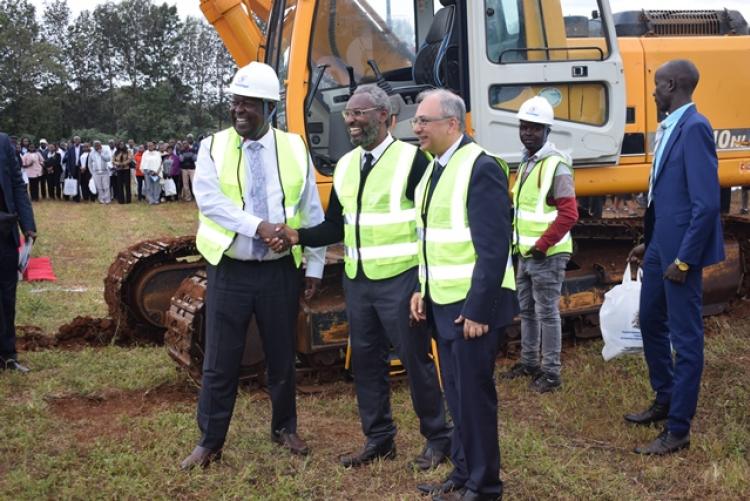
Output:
[200, 0, 272, 65]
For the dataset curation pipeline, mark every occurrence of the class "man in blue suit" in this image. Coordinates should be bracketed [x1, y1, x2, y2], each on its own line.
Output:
[627, 60, 724, 455]
[0, 131, 36, 372]
[410, 89, 517, 501]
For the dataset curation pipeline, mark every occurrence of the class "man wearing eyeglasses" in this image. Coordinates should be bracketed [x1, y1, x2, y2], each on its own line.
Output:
[268, 84, 452, 470]
[409, 89, 516, 501]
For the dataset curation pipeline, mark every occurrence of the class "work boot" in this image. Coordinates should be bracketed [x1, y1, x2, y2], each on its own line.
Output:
[501, 362, 540, 380]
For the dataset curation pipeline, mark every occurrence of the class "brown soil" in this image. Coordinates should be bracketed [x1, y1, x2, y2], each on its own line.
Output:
[18, 316, 147, 352]
[46, 382, 197, 444]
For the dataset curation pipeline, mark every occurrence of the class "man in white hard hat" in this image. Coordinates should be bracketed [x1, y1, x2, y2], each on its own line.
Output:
[180, 61, 326, 469]
[501, 95, 578, 393]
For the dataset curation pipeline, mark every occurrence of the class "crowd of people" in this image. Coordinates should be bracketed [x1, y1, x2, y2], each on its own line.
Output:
[11, 135, 200, 205]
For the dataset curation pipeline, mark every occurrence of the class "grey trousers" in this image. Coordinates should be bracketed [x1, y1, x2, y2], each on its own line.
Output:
[517, 254, 568, 377]
[92, 172, 111, 203]
[343, 268, 452, 450]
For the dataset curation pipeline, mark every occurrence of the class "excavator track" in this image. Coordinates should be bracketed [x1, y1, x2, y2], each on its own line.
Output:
[104, 236, 205, 343]
[113, 217, 749, 382]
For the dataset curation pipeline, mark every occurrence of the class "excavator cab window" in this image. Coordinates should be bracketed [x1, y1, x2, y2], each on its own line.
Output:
[266, 0, 300, 132]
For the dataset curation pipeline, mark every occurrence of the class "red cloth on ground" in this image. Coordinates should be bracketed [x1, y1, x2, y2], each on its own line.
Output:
[23, 257, 57, 282]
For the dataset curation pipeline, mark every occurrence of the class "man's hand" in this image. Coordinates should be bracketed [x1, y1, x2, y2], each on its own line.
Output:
[410, 293, 426, 322]
[454, 315, 489, 339]
[256, 221, 283, 240]
[664, 262, 687, 284]
[528, 245, 546, 260]
[627, 243, 645, 265]
[25, 230, 37, 240]
[266, 223, 299, 253]
[304, 277, 321, 300]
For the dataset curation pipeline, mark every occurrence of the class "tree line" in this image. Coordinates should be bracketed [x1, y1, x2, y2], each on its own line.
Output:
[0, 0, 238, 144]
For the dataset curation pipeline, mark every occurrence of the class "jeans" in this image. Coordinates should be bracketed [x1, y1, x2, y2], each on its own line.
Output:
[517, 254, 568, 377]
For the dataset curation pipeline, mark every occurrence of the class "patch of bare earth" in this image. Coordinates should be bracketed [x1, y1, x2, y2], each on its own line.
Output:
[46, 383, 196, 444]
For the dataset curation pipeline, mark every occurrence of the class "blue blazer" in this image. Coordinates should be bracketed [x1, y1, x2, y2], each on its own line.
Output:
[1, 133, 36, 247]
[644, 106, 724, 268]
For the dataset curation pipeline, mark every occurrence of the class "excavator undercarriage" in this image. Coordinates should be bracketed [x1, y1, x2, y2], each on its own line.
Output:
[103, 217, 749, 383]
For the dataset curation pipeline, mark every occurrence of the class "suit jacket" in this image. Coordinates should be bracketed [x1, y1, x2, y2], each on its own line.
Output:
[64, 143, 83, 178]
[0, 133, 36, 247]
[426, 136, 518, 336]
[644, 105, 724, 268]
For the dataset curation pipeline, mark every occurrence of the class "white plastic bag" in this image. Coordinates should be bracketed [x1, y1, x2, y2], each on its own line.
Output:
[88, 177, 97, 195]
[600, 263, 643, 361]
[163, 178, 177, 196]
[63, 177, 79, 197]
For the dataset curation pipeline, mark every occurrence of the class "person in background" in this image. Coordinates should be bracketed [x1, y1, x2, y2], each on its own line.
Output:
[160, 143, 175, 202]
[44, 143, 63, 200]
[141, 141, 163, 205]
[0, 131, 36, 372]
[112, 141, 132, 204]
[64, 136, 83, 202]
[105, 139, 116, 201]
[88, 141, 112, 204]
[170, 141, 182, 200]
[179, 141, 197, 202]
[79, 143, 95, 202]
[22, 143, 45, 202]
[20, 137, 30, 155]
[38, 139, 49, 200]
[134, 144, 145, 201]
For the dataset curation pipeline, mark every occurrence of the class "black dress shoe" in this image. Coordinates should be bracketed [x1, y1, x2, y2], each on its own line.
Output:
[339, 441, 396, 468]
[2, 359, 30, 373]
[271, 429, 310, 456]
[634, 429, 690, 455]
[414, 445, 449, 471]
[624, 400, 669, 426]
[417, 478, 462, 496]
[180, 445, 222, 470]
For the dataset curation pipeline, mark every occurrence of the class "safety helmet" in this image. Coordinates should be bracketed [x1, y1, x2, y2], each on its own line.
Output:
[517, 96, 554, 125]
[227, 62, 281, 102]
[39, 138, 47, 144]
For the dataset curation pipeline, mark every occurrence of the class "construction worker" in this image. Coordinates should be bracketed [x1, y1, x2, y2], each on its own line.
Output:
[409, 89, 516, 501]
[269, 84, 452, 469]
[501, 96, 578, 393]
[180, 62, 326, 469]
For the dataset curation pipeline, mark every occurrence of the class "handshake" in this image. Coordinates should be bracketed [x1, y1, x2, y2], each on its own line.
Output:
[258, 221, 299, 253]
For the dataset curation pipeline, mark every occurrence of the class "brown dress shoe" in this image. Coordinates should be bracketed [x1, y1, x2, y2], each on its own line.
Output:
[272, 429, 310, 456]
[180, 445, 222, 470]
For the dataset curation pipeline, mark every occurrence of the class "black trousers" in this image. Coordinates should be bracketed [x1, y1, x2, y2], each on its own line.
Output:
[343, 268, 452, 450]
[136, 176, 144, 200]
[79, 170, 94, 201]
[115, 169, 132, 204]
[39, 172, 48, 199]
[28, 177, 41, 201]
[432, 302, 504, 497]
[197, 255, 301, 450]
[0, 236, 19, 360]
[47, 169, 62, 199]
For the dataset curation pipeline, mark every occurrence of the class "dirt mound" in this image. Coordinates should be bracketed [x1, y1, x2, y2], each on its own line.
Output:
[17, 316, 153, 352]
[16, 325, 56, 351]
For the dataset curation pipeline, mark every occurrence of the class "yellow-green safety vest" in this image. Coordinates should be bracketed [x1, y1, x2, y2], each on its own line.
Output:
[196, 127, 309, 266]
[511, 155, 573, 257]
[333, 140, 419, 280]
[415, 142, 516, 305]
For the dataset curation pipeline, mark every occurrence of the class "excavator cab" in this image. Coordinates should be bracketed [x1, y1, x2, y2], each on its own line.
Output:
[263, 0, 626, 174]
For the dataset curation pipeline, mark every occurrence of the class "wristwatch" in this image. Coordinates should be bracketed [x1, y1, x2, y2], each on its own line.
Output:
[674, 258, 690, 272]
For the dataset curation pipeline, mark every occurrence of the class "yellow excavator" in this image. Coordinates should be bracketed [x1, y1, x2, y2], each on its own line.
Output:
[105, 1, 750, 381]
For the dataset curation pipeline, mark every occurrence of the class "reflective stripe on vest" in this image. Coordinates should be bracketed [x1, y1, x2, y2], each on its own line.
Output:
[333, 140, 419, 280]
[195, 127, 308, 266]
[415, 142, 516, 305]
[511, 155, 573, 257]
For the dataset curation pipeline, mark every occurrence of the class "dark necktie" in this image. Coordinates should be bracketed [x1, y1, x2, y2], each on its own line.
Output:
[361, 153, 374, 180]
[425, 161, 443, 207]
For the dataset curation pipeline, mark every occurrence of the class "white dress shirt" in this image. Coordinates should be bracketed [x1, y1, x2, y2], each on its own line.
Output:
[193, 127, 325, 278]
[361, 133, 394, 167]
[436, 135, 464, 166]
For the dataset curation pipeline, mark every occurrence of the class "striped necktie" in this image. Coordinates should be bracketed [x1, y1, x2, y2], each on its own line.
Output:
[248, 141, 268, 260]
[647, 122, 668, 207]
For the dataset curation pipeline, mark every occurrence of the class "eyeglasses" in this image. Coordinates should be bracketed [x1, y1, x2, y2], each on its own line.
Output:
[341, 107, 380, 119]
[409, 116, 453, 127]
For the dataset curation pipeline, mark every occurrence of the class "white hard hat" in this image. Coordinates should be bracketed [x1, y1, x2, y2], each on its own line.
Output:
[517, 96, 554, 125]
[39, 138, 47, 144]
[227, 62, 280, 101]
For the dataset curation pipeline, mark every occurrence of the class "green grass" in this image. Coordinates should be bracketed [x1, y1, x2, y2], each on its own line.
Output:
[3, 199, 749, 499]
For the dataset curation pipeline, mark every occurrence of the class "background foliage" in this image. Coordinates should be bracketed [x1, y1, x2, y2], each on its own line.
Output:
[0, 0, 237, 143]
